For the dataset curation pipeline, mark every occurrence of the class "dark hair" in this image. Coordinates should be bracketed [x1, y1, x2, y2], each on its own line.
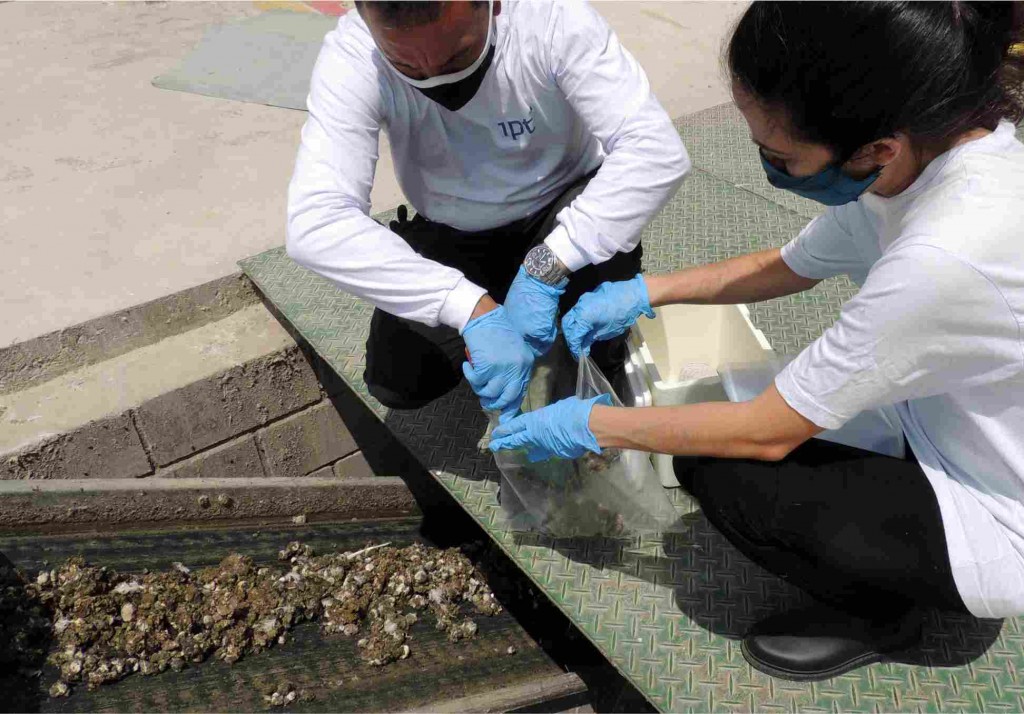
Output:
[728, 1, 1024, 161]
[356, 1, 486, 29]
[355, 1, 444, 28]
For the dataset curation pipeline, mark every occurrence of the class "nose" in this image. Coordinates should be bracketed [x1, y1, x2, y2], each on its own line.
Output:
[419, 55, 453, 79]
[394, 56, 447, 81]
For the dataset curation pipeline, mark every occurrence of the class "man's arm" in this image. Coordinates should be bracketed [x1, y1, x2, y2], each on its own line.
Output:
[540, 0, 691, 272]
[286, 21, 487, 332]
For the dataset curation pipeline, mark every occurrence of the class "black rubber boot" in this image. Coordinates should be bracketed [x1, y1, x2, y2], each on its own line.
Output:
[742, 605, 923, 681]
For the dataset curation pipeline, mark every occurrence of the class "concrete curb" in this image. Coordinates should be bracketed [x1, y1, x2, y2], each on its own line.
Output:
[409, 672, 590, 713]
[0, 263, 438, 534]
[0, 343, 338, 481]
[0, 476, 419, 532]
[0, 272, 259, 396]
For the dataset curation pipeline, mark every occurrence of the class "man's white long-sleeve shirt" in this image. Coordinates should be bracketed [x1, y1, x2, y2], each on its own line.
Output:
[287, 0, 690, 332]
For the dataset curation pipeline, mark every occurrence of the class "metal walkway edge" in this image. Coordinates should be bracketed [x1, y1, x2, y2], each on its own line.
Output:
[239, 103, 1024, 713]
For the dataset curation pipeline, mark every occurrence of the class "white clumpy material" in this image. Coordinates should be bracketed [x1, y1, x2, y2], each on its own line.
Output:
[677, 362, 717, 381]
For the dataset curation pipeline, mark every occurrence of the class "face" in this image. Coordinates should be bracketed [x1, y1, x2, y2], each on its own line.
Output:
[732, 81, 890, 182]
[363, 2, 496, 81]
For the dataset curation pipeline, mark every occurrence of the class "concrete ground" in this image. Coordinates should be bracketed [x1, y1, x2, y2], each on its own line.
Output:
[0, 1, 744, 348]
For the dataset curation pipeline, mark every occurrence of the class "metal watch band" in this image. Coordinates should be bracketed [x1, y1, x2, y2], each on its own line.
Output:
[524, 244, 568, 286]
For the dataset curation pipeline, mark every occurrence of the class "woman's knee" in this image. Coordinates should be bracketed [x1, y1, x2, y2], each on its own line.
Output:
[671, 455, 702, 495]
[673, 455, 783, 535]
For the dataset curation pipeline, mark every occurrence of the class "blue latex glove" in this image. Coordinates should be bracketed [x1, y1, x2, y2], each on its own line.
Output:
[562, 274, 655, 359]
[504, 266, 567, 357]
[488, 393, 613, 462]
[463, 305, 535, 419]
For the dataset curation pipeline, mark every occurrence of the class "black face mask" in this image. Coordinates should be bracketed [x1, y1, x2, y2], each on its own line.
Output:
[413, 43, 495, 112]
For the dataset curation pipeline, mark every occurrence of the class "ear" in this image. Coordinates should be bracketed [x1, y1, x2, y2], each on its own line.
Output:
[845, 136, 903, 172]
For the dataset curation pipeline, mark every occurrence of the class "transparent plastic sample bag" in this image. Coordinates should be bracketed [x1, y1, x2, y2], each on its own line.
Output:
[491, 341, 680, 537]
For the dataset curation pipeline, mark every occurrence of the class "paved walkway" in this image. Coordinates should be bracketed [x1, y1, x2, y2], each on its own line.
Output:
[0, 0, 743, 347]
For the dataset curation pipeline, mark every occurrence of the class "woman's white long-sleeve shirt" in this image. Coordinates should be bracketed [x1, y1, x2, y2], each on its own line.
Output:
[287, 0, 690, 332]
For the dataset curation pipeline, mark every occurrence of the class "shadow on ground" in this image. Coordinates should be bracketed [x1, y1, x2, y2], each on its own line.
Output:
[0, 551, 53, 712]
[524, 510, 1002, 672]
[286, 329, 654, 712]
[289, 322, 1001, 703]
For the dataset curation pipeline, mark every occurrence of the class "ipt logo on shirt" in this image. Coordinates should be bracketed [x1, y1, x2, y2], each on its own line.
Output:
[497, 108, 536, 141]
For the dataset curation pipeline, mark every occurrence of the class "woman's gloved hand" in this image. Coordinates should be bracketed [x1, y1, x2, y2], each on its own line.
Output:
[462, 305, 535, 420]
[562, 274, 655, 359]
[488, 393, 613, 462]
[504, 266, 567, 357]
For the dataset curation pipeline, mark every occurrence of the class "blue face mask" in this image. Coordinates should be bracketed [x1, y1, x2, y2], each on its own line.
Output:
[760, 152, 881, 206]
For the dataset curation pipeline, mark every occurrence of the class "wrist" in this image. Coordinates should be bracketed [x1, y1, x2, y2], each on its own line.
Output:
[587, 404, 616, 448]
[469, 294, 500, 322]
[642, 274, 670, 309]
[543, 226, 589, 273]
[520, 264, 568, 292]
[523, 244, 570, 287]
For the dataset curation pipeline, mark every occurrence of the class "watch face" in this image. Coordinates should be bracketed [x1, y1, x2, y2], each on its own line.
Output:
[526, 246, 555, 278]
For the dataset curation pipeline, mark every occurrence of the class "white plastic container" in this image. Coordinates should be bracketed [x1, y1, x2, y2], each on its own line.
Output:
[628, 304, 774, 487]
[622, 331, 654, 408]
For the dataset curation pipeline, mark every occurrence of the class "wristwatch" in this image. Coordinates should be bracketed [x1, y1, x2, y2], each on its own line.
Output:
[523, 244, 569, 286]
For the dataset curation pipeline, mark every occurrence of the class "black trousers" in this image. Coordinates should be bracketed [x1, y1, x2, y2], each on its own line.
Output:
[364, 173, 643, 410]
[673, 439, 968, 622]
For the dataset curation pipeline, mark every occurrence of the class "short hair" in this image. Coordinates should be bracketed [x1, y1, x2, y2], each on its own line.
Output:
[355, 1, 487, 29]
[355, 1, 445, 29]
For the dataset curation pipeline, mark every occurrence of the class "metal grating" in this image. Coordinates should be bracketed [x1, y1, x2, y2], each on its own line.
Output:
[238, 105, 1021, 713]
[675, 103, 824, 221]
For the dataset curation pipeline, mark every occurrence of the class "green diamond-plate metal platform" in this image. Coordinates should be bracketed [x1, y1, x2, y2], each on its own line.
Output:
[677, 103, 824, 221]
[680, 105, 1024, 221]
[240, 103, 1024, 712]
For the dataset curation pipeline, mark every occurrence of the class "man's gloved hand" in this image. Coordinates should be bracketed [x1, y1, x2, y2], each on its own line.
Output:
[463, 305, 535, 420]
[504, 266, 567, 357]
[562, 274, 655, 359]
[488, 393, 613, 462]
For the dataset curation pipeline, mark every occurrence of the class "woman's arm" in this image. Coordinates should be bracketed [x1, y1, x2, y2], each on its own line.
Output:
[645, 248, 821, 307]
[561, 248, 820, 359]
[589, 383, 823, 461]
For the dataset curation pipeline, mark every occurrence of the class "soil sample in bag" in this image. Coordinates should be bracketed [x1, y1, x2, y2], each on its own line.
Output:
[493, 337, 680, 537]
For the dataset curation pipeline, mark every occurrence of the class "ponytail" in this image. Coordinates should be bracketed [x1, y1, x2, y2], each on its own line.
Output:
[959, 1, 1024, 128]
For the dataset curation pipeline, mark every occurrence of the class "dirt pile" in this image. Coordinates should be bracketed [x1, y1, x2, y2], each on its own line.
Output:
[7, 541, 503, 697]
